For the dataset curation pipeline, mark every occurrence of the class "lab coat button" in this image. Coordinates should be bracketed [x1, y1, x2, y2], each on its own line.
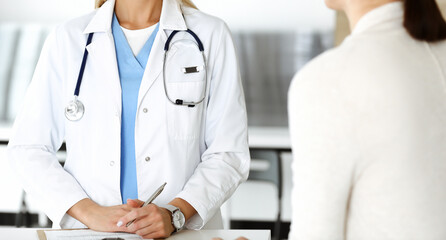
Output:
[143, 108, 148, 113]
[110, 161, 115, 166]
[145, 157, 150, 162]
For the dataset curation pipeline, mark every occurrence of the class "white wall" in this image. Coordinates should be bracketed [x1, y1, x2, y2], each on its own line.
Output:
[0, 0, 335, 31]
[194, 0, 335, 31]
[0, 0, 93, 24]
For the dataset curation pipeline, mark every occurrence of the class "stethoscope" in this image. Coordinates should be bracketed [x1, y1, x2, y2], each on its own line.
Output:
[64, 32, 93, 121]
[65, 25, 207, 121]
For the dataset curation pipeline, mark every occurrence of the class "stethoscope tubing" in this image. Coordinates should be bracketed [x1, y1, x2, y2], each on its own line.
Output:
[162, 50, 207, 107]
[67, 26, 207, 121]
[75, 32, 94, 97]
[163, 28, 207, 107]
[64, 32, 94, 121]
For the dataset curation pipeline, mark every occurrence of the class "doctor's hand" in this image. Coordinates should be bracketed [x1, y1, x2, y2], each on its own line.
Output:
[118, 199, 175, 239]
[67, 198, 136, 232]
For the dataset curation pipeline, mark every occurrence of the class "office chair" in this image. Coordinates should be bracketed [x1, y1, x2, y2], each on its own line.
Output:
[247, 149, 283, 240]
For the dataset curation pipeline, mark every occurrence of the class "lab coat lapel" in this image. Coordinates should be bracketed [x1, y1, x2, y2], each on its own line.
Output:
[137, 33, 165, 108]
[82, 0, 121, 113]
[86, 32, 122, 113]
[136, 0, 187, 109]
[83, 0, 115, 34]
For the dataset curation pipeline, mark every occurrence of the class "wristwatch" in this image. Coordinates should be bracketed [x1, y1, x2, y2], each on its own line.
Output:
[163, 204, 185, 233]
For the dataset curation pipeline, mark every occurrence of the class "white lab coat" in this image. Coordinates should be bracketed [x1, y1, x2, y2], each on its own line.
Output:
[288, 2, 446, 240]
[7, 0, 250, 229]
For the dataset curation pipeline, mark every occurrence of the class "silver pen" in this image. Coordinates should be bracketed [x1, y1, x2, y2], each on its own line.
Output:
[126, 182, 167, 227]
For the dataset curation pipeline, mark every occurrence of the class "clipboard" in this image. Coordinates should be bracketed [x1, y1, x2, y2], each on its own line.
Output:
[36, 229, 143, 240]
[37, 229, 79, 240]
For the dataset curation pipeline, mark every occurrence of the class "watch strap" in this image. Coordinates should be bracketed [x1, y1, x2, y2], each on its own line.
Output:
[163, 204, 179, 213]
[161, 204, 184, 232]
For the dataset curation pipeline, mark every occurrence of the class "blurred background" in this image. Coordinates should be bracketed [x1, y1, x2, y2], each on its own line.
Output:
[0, 0, 345, 239]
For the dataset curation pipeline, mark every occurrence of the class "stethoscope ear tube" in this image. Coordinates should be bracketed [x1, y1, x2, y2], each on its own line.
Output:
[164, 29, 204, 51]
[163, 31, 207, 108]
[185, 29, 204, 51]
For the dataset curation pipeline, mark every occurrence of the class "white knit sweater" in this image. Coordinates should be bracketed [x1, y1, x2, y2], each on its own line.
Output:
[288, 3, 446, 240]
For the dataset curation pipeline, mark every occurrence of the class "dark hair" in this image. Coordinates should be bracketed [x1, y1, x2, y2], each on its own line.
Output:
[404, 0, 446, 42]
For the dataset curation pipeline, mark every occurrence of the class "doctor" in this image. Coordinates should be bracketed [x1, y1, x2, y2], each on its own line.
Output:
[7, 0, 250, 238]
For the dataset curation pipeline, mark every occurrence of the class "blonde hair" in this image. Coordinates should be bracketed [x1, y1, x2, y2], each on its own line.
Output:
[95, 0, 197, 9]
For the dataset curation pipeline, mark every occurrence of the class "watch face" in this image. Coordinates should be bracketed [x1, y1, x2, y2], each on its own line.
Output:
[172, 211, 185, 229]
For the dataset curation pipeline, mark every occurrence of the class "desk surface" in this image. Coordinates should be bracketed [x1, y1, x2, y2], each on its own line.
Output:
[0, 123, 291, 150]
[0, 228, 271, 240]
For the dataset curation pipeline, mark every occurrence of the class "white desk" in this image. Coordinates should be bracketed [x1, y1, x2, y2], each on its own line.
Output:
[0, 228, 271, 240]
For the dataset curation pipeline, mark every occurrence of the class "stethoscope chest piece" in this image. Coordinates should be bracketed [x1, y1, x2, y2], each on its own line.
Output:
[65, 97, 85, 121]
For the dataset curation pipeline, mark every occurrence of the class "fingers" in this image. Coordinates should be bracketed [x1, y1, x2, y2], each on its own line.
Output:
[116, 209, 140, 227]
[117, 208, 143, 227]
[117, 204, 173, 238]
[139, 223, 171, 239]
[118, 203, 136, 212]
[115, 223, 131, 233]
[135, 221, 163, 237]
[127, 199, 144, 208]
[129, 208, 165, 233]
[117, 204, 159, 229]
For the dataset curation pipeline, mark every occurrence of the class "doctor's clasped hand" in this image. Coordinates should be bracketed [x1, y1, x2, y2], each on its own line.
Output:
[68, 198, 180, 238]
[67, 198, 133, 233]
[118, 199, 176, 238]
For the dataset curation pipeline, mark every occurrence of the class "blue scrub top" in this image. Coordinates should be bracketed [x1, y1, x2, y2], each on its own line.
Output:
[112, 14, 159, 203]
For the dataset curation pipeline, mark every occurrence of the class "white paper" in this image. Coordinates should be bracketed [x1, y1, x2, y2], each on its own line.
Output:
[44, 229, 148, 240]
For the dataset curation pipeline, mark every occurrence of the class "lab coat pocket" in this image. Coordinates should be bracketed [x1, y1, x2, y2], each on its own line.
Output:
[166, 81, 205, 140]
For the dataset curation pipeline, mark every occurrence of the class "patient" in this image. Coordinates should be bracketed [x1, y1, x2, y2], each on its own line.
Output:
[288, 0, 446, 239]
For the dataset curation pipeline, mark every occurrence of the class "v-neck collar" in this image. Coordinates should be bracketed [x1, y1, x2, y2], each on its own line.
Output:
[112, 14, 159, 70]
